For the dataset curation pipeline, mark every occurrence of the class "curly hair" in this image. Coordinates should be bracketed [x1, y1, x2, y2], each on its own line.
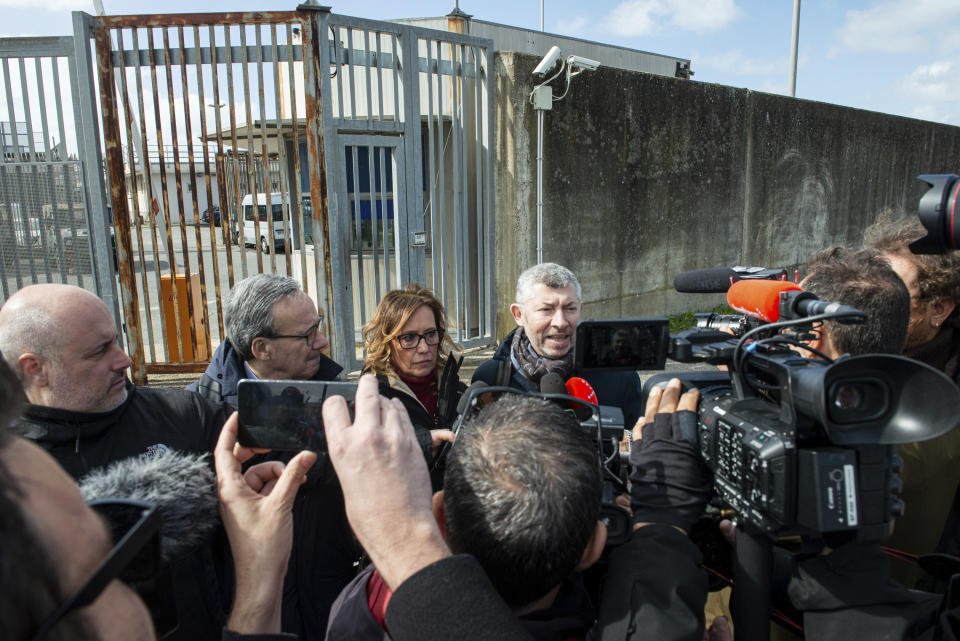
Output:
[864, 211, 960, 307]
[362, 284, 457, 376]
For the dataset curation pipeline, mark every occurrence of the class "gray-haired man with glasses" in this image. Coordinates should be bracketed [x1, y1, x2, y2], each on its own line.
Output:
[190, 273, 342, 408]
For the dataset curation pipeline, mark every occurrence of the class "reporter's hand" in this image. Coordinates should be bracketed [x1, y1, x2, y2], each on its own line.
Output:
[324, 374, 450, 589]
[429, 428, 455, 458]
[215, 412, 316, 634]
[630, 378, 712, 534]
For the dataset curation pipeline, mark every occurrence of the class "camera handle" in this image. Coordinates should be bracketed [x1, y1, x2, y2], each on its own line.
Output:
[731, 528, 773, 641]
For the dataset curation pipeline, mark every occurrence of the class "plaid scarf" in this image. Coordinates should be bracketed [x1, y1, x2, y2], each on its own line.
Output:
[510, 327, 574, 384]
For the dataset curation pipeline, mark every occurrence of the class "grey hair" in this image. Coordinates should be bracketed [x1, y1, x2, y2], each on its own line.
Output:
[226, 274, 305, 360]
[0, 306, 60, 380]
[515, 263, 582, 304]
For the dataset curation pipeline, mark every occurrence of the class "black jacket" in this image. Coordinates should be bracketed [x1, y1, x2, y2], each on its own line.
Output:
[373, 354, 465, 466]
[16, 383, 232, 641]
[382, 524, 708, 641]
[325, 565, 595, 641]
[471, 329, 645, 430]
[187, 337, 343, 407]
[186, 338, 356, 641]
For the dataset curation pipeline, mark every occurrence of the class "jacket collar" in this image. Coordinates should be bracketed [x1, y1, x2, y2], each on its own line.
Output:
[16, 379, 138, 445]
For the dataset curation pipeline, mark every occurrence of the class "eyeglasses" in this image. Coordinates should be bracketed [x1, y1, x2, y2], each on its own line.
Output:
[31, 499, 163, 641]
[396, 328, 443, 350]
[267, 314, 325, 347]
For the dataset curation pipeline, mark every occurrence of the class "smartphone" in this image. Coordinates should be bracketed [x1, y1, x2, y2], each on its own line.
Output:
[236, 379, 357, 451]
[574, 319, 670, 372]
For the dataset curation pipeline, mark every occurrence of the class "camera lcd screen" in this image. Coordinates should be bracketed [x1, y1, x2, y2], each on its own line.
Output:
[236, 380, 357, 451]
[575, 319, 670, 372]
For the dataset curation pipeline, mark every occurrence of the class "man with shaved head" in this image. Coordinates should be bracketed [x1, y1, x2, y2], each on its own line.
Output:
[0, 283, 232, 639]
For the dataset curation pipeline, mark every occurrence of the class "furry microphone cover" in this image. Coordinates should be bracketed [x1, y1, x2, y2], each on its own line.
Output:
[79, 449, 219, 562]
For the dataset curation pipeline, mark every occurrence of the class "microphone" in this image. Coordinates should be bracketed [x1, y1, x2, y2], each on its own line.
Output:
[727, 279, 802, 322]
[565, 377, 598, 421]
[539, 372, 566, 395]
[79, 449, 219, 562]
[674, 266, 788, 293]
[456, 381, 489, 415]
[727, 279, 866, 323]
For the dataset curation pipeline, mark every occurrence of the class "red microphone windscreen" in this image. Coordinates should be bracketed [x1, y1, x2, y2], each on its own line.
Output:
[565, 377, 597, 403]
[726, 279, 802, 322]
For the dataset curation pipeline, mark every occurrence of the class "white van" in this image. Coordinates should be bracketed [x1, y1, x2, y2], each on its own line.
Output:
[235, 193, 290, 253]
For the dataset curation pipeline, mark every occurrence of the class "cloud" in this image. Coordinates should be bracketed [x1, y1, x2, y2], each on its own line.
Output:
[701, 50, 786, 76]
[0, 0, 88, 10]
[553, 15, 590, 38]
[898, 60, 960, 102]
[837, 0, 960, 54]
[602, 0, 740, 37]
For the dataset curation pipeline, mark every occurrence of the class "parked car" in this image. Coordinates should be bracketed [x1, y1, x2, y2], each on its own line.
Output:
[235, 193, 290, 254]
[200, 205, 221, 226]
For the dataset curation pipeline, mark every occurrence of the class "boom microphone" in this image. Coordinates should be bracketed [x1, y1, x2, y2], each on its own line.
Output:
[727, 279, 802, 322]
[79, 449, 219, 562]
[674, 266, 789, 293]
[727, 279, 866, 323]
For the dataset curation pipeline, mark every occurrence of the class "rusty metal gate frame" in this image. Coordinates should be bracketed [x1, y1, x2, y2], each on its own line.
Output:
[80, 9, 335, 384]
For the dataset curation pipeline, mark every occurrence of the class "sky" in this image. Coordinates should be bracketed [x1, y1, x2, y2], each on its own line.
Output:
[1, 0, 958, 127]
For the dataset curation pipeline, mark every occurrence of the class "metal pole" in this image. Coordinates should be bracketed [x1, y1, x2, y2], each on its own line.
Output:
[536, 109, 543, 263]
[788, 0, 800, 97]
[540, 0, 544, 31]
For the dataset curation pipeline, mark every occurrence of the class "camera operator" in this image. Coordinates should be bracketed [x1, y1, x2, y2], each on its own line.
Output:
[865, 214, 960, 586]
[323, 374, 725, 641]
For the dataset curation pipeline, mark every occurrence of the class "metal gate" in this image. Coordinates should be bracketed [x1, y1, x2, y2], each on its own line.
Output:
[81, 7, 493, 379]
[0, 35, 118, 320]
[318, 13, 495, 370]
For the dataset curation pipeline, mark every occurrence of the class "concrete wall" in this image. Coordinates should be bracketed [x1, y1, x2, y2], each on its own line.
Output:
[493, 52, 960, 336]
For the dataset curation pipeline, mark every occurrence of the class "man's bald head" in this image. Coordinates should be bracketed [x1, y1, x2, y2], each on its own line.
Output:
[0, 285, 131, 412]
[0, 285, 106, 369]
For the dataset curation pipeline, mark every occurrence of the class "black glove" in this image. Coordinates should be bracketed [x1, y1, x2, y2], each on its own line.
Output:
[629, 410, 712, 533]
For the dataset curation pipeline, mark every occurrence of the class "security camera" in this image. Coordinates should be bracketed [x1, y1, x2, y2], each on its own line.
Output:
[533, 46, 563, 76]
[567, 55, 600, 73]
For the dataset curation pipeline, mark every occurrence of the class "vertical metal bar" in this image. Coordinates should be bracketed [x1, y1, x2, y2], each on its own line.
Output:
[162, 26, 199, 360]
[434, 40, 447, 311]
[35, 58, 69, 285]
[402, 27, 425, 287]
[450, 42, 464, 340]
[459, 44, 471, 338]
[255, 24, 276, 273]
[72, 12, 119, 320]
[239, 24, 263, 274]
[195, 25, 225, 341]
[362, 29, 373, 125]
[148, 26, 186, 362]
[116, 28, 157, 362]
[381, 146, 391, 291]
[2, 58, 21, 164]
[92, 19, 146, 383]
[178, 26, 211, 355]
[473, 45, 484, 340]
[52, 57, 83, 288]
[367, 142, 379, 299]
[302, 8, 339, 365]
[131, 27, 164, 362]
[376, 145, 388, 296]
[286, 22, 307, 288]
[351, 144, 366, 326]
[270, 24, 292, 275]
[425, 40, 439, 294]
[483, 44, 495, 340]
[375, 31, 384, 121]
[15, 57, 45, 283]
[390, 32, 400, 134]
[345, 28, 356, 120]
[211, 25, 238, 288]
[18, 58, 37, 159]
[333, 25, 345, 120]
